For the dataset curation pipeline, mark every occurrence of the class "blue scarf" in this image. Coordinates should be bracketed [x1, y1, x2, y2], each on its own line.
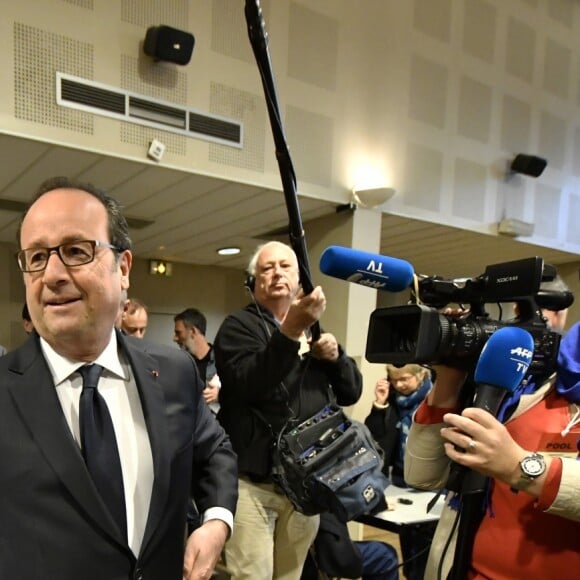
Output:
[396, 377, 432, 452]
[555, 322, 580, 404]
[497, 322, 580, 423]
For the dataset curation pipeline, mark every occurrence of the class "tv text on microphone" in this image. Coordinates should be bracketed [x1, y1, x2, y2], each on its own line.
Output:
[319, 246, 566, 376]
[445, 326, 534, 496]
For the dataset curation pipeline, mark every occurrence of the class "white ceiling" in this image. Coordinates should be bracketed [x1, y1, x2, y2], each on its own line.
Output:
[0, 133, 577, 280]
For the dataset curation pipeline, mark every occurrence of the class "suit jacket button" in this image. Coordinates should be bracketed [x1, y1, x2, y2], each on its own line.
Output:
[134, 568, 144, 580]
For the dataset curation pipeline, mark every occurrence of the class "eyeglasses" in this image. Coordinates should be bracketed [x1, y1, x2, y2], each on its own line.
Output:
[16, 240, 121, 273]
[391, 374, 416, 383]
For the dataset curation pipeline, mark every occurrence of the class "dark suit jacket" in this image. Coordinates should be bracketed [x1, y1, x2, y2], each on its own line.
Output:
[0, 330, 238, 580]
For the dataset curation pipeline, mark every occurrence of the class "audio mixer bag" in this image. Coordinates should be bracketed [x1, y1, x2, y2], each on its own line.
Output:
[271, 404, 388, 522]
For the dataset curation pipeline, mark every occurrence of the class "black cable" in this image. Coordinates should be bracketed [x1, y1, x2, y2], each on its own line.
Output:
[390, 539, 432, 576]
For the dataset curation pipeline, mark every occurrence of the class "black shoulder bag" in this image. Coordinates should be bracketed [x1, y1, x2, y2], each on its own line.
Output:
[264, 404, 389, 523]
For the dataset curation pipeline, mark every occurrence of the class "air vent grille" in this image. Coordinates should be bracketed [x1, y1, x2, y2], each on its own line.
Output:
[129, 97, 186, 129]
[61, 78, 125, 114]
[189, 112, 241, 143]
[56, 73, 242, 148]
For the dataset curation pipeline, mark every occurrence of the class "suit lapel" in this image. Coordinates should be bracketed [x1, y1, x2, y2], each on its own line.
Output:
[7, 335, 127, 547]
[119, 334, 171, 556]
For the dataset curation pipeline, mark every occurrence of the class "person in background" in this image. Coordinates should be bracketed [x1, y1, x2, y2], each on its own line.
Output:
[22, 302, 34, 334]
[174, 308, 220, 414]
[0, 344, 6, 356]
[364, 363, 433, 580]
[514, 272, 571, 333]
[365, 363, 432, 488]
[536, 273, 571, 332]
[301, 511, 399, 580]
[1, 176, 238, 579]
[121, 297, 149, 338]
[214, 241, 362, 580]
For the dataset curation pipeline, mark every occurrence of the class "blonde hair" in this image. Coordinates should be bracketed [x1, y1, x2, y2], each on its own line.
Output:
[386, 363, 430, 381]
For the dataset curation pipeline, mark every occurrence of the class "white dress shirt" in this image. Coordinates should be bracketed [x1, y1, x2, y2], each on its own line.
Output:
[41, 331, 153, 556]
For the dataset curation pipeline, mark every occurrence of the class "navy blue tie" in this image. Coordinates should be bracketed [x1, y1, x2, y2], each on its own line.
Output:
[78, 364, 127, 539]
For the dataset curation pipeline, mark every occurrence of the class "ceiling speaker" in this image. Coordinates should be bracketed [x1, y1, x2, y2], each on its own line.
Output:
[144, 26, 195, 65]
[510, 154, 547, 178]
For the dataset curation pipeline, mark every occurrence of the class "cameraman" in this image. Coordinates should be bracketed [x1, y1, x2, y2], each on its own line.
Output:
[404, 314, 580, 579]
[515, 273, 570, 332]
[214, 241, 362, 580]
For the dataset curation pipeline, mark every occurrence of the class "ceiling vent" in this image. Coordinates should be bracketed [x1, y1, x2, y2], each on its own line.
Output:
[56, 73, 243, 148]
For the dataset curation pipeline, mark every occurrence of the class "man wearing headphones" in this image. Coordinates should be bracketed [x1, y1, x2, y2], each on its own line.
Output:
[214, 241, 362, 580]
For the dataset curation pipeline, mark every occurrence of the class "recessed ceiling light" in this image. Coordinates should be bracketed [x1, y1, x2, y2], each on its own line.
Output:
[217, 247, 241, 256]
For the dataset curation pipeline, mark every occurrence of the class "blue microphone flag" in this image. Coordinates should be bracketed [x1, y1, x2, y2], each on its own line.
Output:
[319, 246, 414, 292]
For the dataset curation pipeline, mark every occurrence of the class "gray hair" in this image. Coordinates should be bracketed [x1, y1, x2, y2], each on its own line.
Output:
[540, 273, 569, 294]
[246, 241, 296, 276]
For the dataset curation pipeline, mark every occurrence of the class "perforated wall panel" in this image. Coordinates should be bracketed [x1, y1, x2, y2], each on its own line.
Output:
[120, 55, 188, 106]
[209, 82, 265, 172]
[121, 0, 188, 28]
[14, 22, 94, 133]
[120, 122, 186, 156]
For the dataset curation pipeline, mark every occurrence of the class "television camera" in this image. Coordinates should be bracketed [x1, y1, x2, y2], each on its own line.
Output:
[365, 256, 573, 376]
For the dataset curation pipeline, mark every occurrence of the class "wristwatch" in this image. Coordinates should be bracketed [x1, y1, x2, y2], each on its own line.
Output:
[510, 452, 546, 492]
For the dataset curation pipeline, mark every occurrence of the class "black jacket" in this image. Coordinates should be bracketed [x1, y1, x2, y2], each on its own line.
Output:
[364, 403, 400, 478]
[214, 303, 362, 478]
[0, 330, 238, 580]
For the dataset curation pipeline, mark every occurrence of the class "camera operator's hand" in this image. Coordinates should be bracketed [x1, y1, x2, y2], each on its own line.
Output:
[440, 408, 552, 497]
[310, 333, 339, 361]
[280, 286, 326, 341]
[374, 378, 390, 405]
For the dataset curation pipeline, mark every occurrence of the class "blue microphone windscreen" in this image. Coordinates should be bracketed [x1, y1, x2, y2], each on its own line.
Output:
[319, 246, 414, 292]
[474, 327, 534, 391]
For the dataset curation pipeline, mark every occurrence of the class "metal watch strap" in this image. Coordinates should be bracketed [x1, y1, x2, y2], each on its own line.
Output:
[510, 452, 546, 493]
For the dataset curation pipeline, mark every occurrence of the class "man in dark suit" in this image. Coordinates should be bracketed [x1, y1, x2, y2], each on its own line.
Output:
[1, 176, 238, 579]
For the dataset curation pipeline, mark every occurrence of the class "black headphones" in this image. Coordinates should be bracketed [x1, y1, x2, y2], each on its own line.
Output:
[244, 273, 256, 292]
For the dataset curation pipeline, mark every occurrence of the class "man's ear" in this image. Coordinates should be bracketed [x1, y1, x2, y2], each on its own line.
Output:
[119, 250, 132, 290]
[122, 298, 130, 314]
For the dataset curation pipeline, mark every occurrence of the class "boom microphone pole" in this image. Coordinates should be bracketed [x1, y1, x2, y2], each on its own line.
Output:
[244, 0, 320, 340]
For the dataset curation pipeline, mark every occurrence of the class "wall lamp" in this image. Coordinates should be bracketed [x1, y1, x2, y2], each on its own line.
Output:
[149, 259, 173, 277]
[352, 186, 396, 208]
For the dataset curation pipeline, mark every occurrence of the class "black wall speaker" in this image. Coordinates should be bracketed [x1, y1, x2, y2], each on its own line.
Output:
[510, 154, 547, 178]
[144, 25, 195, 65]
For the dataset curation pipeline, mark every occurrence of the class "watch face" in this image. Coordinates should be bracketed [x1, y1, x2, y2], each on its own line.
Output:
[522, 456, 545, 477]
